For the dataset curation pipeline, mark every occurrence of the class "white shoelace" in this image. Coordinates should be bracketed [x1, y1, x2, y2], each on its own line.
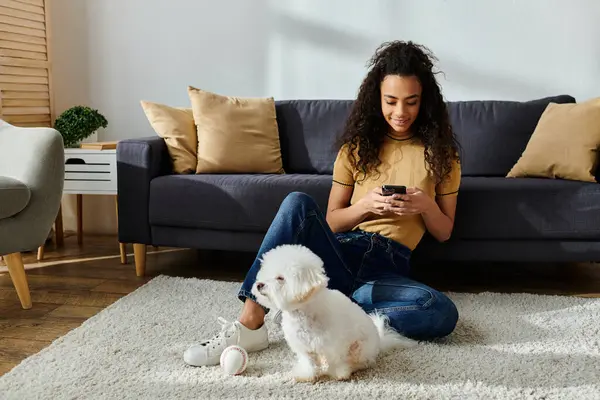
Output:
[201, 317, 238, 350]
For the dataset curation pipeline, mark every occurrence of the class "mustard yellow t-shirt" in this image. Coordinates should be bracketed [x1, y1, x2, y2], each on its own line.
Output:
[332, 134, 461, 250]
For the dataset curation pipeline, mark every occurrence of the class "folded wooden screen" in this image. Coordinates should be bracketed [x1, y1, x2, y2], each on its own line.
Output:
[0, 0, 53, 127]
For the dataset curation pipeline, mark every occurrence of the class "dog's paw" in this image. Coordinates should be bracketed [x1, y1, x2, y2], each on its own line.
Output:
[292, 368, 318, 383]
[334, 374, 351, 382]
[333, 371, 352, 381]
[327, 364, 353, 381]
[293, 374, 318, 384]
[292, 364, 318, 383]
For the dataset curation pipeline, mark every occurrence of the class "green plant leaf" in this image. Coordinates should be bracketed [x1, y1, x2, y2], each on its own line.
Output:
[54, 106, 108, 147]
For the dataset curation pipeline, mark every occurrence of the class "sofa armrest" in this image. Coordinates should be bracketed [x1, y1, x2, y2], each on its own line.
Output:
[0, 124, 64, 254]
[116, 136, 171, 244]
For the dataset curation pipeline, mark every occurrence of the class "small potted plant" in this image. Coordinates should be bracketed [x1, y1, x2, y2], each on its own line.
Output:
[54, 106, 108, 148]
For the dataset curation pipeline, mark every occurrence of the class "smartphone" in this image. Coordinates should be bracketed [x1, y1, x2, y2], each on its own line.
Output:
[381, 185, 407, 196]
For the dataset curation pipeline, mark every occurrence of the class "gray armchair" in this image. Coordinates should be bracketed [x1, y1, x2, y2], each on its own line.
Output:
[0, 121, 64, 309]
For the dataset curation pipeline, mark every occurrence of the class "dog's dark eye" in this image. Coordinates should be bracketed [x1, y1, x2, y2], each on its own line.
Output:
[276, 276, 285, 282]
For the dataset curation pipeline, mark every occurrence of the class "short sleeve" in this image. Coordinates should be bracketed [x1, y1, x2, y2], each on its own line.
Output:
[332, 145, 355, 187]
[435, 158, 461, 196]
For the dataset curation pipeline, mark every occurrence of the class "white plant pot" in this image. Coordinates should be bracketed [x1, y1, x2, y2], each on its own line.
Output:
[81, 130, 99, 144]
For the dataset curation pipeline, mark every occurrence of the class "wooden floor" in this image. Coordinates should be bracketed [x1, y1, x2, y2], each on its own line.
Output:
[1, 234, 599, 376]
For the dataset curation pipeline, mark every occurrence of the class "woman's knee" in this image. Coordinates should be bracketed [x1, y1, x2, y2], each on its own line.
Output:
[383, 291, 458, 340]
[431, 294, 459, 338]
[408, 291, 459, 339]
[280, 191, 318, 213]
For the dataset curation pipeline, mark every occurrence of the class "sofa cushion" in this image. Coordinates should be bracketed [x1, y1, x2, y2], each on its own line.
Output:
[276, 100, 353, 174]
[452, 177, 600, 240]
[149, 174, 332, 231]
[188, 86, 284, 174]
[448, 95, 576, 177]
[0, 176, 30, 219]
[140, 101, 197, 174]
[507, 97, 600, 182]
[149, 174, 600, 242]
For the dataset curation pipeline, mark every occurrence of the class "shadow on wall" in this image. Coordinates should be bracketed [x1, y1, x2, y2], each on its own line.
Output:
[266, 1, 386, 98]
[439, 57, 567, 102]
[270, 9, 378, 57]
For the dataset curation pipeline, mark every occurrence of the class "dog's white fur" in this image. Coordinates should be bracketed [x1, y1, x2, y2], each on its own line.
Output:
[251, 244, 416, 382]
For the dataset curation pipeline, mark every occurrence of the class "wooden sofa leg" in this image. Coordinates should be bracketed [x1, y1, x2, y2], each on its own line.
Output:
[5, 252, 32, 309]
[133, 244, 147, 277]
[37, 245, 45, 261]
[119, 243, 127, 264]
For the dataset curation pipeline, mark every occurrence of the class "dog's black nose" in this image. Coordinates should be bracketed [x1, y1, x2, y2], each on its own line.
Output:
[256, 283, 264, 291]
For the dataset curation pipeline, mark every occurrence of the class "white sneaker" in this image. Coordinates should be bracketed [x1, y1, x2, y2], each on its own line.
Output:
[183, 317, 269, 367]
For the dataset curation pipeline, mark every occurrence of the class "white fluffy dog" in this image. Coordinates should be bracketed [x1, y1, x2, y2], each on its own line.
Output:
[251, 244, 416, 382]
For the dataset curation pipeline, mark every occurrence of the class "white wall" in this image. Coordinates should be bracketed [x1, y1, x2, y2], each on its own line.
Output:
[50, 0, 600, 235]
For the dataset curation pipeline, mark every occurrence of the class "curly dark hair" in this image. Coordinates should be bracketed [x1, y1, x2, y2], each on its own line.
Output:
[337, 40, 460, 185]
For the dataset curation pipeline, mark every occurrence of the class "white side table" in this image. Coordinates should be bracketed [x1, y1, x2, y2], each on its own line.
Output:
[41, 148, 127, 263]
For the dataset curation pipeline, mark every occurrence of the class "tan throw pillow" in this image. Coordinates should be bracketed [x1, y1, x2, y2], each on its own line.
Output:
[140, 101, 197, 174]
[187, 86, 284, 174]
[507, 98, 600, 182]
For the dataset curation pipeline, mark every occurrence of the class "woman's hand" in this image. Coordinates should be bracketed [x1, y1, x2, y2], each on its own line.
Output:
[382, 186, 458, 243]
[384, 187, 435, 216]
[357, 187, 392, 216]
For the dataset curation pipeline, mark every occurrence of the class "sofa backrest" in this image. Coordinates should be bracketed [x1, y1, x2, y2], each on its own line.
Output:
[275, 95, 576, 176]
[275, 100, 353, 174]
[447, 95, 576, 176]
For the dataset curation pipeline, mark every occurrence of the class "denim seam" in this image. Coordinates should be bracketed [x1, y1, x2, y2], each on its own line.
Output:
[336, 231, 367, 244]
[367, 282, 435, 296]
[238, 289, 269, 313]
[373, 305, 423, 312]
[384, 244, 410, 276]
[294, 211, 354, 278]
[393, 248, 410, 261]
[351, 233, 375, 294]
[361, 233, 375, 269]
[384, 237, 410, 261]
[238, 289, 257, 303]
[355, 282, 436, 309]
[386, 241, 398, 269]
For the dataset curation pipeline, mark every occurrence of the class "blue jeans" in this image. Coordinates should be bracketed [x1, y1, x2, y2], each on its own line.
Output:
[238, 192, 459, 340]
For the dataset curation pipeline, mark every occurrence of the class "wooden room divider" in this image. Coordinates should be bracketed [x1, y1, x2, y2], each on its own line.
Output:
[0, 0, 54, 126]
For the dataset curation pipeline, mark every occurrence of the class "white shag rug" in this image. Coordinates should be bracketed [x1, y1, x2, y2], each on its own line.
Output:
[1, 275, 599, 400]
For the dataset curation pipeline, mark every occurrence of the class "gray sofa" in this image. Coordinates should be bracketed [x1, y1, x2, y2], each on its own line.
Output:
[117, 94, 600, 275]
